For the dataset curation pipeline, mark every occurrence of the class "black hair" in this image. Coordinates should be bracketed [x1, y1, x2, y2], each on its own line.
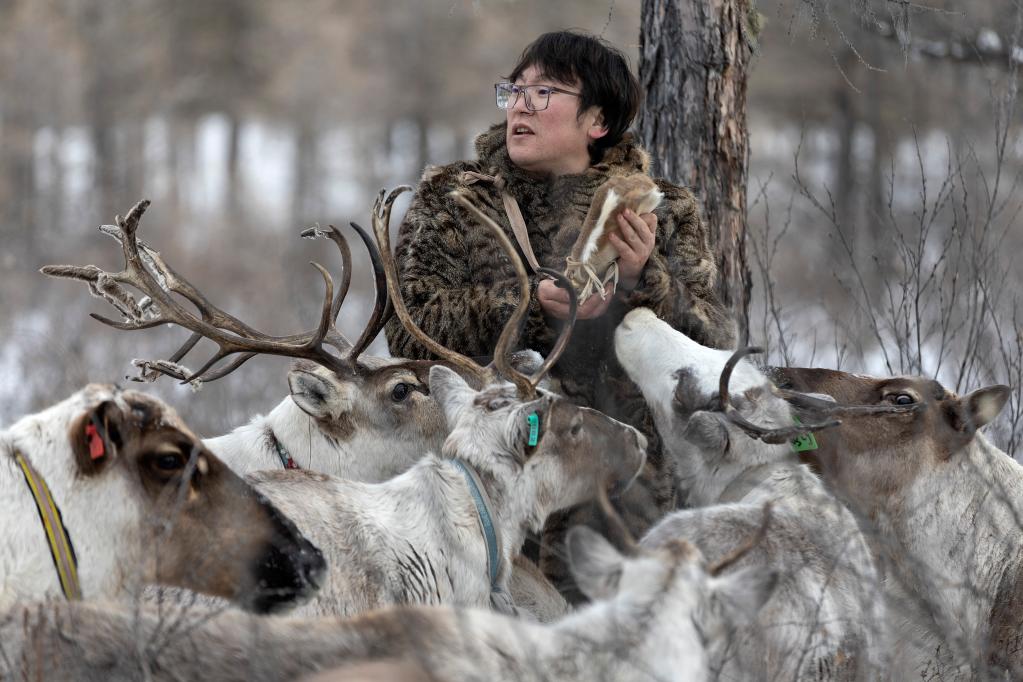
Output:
[508, 30, 641, 159]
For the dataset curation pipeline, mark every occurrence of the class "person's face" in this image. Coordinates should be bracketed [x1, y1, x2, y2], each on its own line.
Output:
[505, 65, 608, 176]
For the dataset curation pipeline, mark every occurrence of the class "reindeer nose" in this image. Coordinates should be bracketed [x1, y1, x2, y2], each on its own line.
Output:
[297, 542, 327, 591]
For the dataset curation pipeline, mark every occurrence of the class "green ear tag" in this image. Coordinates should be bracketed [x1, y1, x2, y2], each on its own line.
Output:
[790, 415, 818, 453]
[527, 413, 540, 447]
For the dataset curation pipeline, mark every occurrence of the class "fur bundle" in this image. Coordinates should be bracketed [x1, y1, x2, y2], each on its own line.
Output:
[565, 174, 663, 303]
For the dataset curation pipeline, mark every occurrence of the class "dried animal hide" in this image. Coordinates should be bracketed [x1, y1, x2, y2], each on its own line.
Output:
[564, 174, 663, 304]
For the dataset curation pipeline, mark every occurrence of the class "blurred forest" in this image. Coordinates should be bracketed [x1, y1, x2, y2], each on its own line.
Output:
[1, 0, 1020, 455]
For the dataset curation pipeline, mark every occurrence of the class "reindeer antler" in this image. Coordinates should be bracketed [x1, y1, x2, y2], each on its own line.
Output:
[450, 191, 577, 398]
[718, 347, 841, 444]
[369, 186, 577, 396]
[41, 199, 390, 385]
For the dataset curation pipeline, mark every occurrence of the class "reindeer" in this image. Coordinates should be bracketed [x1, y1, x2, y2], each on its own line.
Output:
[768, 365, 1017, 680]
[2, 524, 775, 682]
[41, 198, 457, 481]
[238, 187, 647, 618]
[0, 384, 324, 613]
[42, 193, 569, 620]
[615, 307, 893, 681]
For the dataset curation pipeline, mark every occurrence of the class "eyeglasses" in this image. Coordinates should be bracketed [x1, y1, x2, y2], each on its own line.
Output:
[494, 82, 581, 112]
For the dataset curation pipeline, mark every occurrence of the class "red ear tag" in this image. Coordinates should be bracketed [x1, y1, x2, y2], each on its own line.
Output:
[85, 423, 106, 460]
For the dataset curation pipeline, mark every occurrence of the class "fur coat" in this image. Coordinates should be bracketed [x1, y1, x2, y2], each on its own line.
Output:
[385, 123, 736, 597]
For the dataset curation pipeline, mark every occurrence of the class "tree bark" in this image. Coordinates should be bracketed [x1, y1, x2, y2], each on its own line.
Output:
[638, 0, 754, 344]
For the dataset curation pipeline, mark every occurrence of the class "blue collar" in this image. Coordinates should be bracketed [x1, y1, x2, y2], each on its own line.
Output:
[450, 459, 503, 590]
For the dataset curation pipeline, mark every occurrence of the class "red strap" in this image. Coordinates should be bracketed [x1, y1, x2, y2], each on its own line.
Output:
[85, 423, 106, 460]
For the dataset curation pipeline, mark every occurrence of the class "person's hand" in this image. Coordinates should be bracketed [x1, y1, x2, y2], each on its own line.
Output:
[608, 209, 656, 291]
[537, 279, 614, 320]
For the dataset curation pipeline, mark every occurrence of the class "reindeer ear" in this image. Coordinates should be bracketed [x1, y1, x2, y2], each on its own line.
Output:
[288, 369, 346, 420]
[567, 526, 624, 601]
[682, 411, 729, 455]
[962, 385, 1010, 429]
[70, 400, 124, 476]
[709, 566, 777, 625]
[429, 365, 475, 427]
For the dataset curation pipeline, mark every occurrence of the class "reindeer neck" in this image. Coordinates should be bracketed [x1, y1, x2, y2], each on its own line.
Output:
[204, 399, 299, 474]
[0, 426, 143, 606]
[418, 456, 538, 593]
[884, 436, 1023, 644]
[394, 458, 502, 594]
[451, 458, 543, 565]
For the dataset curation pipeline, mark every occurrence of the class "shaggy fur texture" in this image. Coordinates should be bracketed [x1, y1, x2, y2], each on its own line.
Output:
[385, 125, 737, 598]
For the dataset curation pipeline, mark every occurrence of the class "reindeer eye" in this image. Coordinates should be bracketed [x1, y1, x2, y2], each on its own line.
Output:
[891, 393, 916, 406]
[149, 453, 186, 473]
[391, 382, 412, 402]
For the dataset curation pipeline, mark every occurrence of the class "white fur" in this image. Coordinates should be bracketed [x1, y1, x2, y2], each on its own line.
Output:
[578, 188, 620, 264]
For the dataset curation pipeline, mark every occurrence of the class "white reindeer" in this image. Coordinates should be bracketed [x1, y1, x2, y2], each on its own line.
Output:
[251, 362, 645, 617]
[769, 365, 1017, 681]
[2, 525, 775, 682]
[615, 307, 889, 681]
[0, 383, 324, 613]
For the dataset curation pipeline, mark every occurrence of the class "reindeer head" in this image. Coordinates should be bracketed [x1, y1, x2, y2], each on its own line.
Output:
[429, 365, 646, 531]
[9, 384, 324, 612]
[567, 524, 775, 676]
[769, 366, 1010, 509]
[615, 308, 820, 502]
[285, 359, 448, 480]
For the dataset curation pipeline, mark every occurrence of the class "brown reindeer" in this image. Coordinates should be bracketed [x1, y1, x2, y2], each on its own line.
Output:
[769, 366, 1016, 680]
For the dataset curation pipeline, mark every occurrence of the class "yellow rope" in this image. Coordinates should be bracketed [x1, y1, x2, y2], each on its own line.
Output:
[15, 451, 82, 600]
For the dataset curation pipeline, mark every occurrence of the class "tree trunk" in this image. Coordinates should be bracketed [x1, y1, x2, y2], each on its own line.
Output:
[226, 113, 242, 217]
[638, 0, 754, 344]
[291, 120, 320, 227]
[834, 50, 857, 244]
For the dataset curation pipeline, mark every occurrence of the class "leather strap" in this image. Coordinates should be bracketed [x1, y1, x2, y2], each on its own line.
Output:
[460, 171, 545, 275]
[450, 458, 504, 591]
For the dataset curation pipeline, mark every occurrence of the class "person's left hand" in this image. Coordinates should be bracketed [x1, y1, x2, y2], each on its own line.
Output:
[608, 209, 657, 291]
[538, 279, 614, 320]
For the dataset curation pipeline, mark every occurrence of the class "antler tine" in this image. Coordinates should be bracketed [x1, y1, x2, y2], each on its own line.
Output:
[299, 224, 354, 353]
[719, 347, 840, 445]
[179, 260, 336, 383]
[708, 502, 773, 576]
[43, 199, 355, 385]
[596, 479, 639, 554]
[529, 267, 577, 385]
[372, 187, 492, 386]
[449, 190, 534, 397]
[346, 221, 391, 363]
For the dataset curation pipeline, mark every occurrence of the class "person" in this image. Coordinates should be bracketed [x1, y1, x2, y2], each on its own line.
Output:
[385, 29, 736, 595]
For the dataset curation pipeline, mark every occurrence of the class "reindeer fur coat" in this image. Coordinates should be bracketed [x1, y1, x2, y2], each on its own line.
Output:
[385, 125, 736, 587]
